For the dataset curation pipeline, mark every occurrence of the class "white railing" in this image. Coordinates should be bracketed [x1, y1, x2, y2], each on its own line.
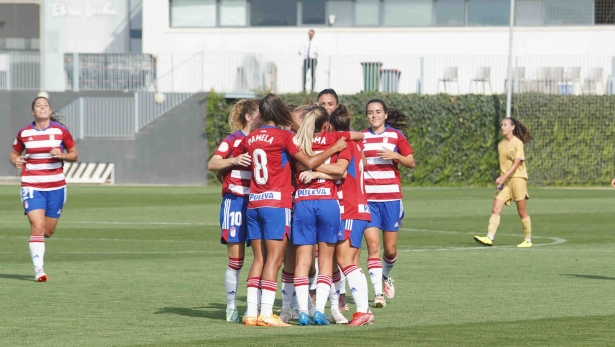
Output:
[0, 51, 40, 90]
[61, 91, 193, 139]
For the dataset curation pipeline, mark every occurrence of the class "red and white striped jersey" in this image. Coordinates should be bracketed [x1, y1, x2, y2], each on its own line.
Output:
[214, 131, 251, 197]
[13, 122, 76, 191]
[232, 126, 300, 209]
[362, 126, 413, 201]
[294, 131, 349, 203]
[337, 141, 371, 221]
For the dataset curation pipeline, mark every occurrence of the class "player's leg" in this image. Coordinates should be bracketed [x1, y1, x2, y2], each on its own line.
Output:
[381, 200, 403, 300]
[27, 209, 47, 282]
[308, 245, 318, 302]
[244, 208, 265, 325]
[294, 244, 313, 325]
[280, 244, 297, 323]
[328, 255, 348, 324]
[225, 243, 245, 322]
[514, 179, 532, 248]
[475, 195, 507, 246]
[257, 208, 291, 327]
[364, 202, 384, 306]
[43, 186, 66, 239]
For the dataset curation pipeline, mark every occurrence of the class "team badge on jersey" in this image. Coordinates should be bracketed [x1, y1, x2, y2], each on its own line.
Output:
[218, 142, 229, 152]
[230, 226, 236, 237]
[23, 200, 29, 209]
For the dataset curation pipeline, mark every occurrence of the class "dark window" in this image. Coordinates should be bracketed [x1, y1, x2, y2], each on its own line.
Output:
[595, 0, 615, 24]
[303, 0, 326, 24]
[468, 0, 509, 26]
[251, 0, 298, 26]
[435, 0, 465, 26]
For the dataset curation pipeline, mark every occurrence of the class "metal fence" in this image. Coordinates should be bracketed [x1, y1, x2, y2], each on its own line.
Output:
[0, 51, 40, 90]
[61, 92, 193, 139]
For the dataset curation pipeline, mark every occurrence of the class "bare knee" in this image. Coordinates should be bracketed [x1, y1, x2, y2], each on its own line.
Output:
[518, 210, 529, 219]
[383, 245, 397, 258]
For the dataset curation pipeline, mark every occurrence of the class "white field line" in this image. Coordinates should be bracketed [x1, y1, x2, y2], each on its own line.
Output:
[0, 221, 568, 253]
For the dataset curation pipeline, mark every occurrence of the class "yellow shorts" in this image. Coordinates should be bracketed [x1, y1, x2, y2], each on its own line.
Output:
[495, 178, 529, 206]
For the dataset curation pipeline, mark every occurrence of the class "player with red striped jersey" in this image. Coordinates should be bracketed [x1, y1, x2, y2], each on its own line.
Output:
[292, 106, 363, 326]
[362, 99, 415, 308]
[299, 105, 374, 326]
[232, 94, 347, 327]
[9, 97, 78, 282]
[207, 99, 262, 323]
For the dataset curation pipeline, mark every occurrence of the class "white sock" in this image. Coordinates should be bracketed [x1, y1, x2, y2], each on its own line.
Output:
[339, 271, 347, 295]
[29, 236, 45, 273]
[329, 270, 342, 309]
[281, 271, 294, 309]
[259, 279, 277, 317]
[343, 265, 369, 313]
[309, 260, 319, 291]
[367, 258, 383, 296]
[294, 277, 310, 314]
[245, 277, 259, 317]
[382, 253, 397, 279]
[225, 258, 243, 310]
[315, 275, 332, 314]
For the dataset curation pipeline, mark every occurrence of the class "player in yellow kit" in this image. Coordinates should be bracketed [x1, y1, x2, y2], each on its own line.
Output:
[475, 118, 533, 248]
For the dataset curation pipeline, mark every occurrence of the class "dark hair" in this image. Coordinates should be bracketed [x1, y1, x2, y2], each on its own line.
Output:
[365, 98, 409, 135]
[317, 88, 339, 104]
[507, 118, 533, 144]
[229, 99, 259, 132]
[286, 105, 296, 112]
[31, 96, 64, 125]
[259, 94, 299, 132]
[329, 104, 351, 131]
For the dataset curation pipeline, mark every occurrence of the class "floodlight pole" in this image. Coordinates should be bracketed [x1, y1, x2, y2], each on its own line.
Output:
[505, 0, 516, 119]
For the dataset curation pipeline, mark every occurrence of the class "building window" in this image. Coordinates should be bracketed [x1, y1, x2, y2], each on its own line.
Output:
[384, 0, 432, 27]
[170, 0, 217, 27]
[327, 0, 353, 26]
[468, 0, 509, 26]
[516, 0, 542, 26]
[544, 0, 593, 25]
[220, 0, 247, 26]
[434, 0, 465, 26]
[251, 0, 298, 26]
[355, 0, 380, 26]
[303, 0, 326, 24]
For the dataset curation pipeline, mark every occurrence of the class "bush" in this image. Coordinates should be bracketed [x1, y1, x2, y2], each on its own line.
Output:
[205, 92, 615, 186]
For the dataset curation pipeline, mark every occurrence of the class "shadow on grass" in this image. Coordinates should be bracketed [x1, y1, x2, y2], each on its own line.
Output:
[154, 299, 247, 321]
[561, 274, 615, 281]
[0, 274, 32, 282]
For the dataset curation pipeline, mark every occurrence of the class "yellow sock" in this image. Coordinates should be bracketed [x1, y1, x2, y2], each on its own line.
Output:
[487, 214, 500, 239]
[521, 216, 531, 242]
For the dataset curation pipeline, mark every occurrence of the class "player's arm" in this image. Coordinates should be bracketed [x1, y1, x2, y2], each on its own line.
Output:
[294, 137, 347, 170]
[348, 132, 364, 141]
[299, 170, 345, 184]
[315, 158, 349, 176]
[9, 150, 26, 169]
[611, 177, 615, 188]
[495, 158, 523, 185]
[377, 148, 415, 169]
[208, 153, 251, 171]
[50, 146, 78, 162]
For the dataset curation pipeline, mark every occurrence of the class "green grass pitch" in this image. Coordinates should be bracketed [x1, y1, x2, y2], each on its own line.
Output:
[1, 185, 614, 346]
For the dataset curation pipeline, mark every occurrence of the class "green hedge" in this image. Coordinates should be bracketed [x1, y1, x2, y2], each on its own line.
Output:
[205, 92, 615, 186]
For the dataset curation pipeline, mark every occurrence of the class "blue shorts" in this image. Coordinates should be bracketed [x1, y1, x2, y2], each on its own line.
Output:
[21, 187, 66, 219]
[339, 219, 369, 249]
[247, 207, 291, 241]
[367, 200, 404, 232]
[292, 199, 340, 245]
[219, 194, 249, 244]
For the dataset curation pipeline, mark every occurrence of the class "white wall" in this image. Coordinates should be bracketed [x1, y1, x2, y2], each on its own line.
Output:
[142, 0, 615, 95]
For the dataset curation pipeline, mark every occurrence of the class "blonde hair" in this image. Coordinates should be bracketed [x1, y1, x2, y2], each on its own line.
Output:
[228, 99, 259, 132]
[295, 106, 329, 156]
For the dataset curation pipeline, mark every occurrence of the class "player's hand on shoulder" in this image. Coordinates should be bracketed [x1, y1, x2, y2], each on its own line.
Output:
[232, 153, 252, 167]
[332, 137, 348, 152]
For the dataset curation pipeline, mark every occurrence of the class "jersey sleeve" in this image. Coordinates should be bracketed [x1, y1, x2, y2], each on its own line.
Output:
[12, 132, 24, 152]
[214, 136, 234, 158]
[62, 129, 76, 150]
[397, 136, 413, 156]
[231, 137, 247, 157]
[284, 133, 301, 157]
[515, 140, 525, 161]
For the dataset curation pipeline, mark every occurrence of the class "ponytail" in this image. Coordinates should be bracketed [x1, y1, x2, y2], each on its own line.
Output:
[329, 104, 351, 131]
[295, 106, 329, 156]
[365, 99, 409, 136]
[510, 118, 533, 144]
[228, 99, 259, 132]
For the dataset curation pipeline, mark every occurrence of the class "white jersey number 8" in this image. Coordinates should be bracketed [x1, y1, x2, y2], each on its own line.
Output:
[253, 149, 269, 184]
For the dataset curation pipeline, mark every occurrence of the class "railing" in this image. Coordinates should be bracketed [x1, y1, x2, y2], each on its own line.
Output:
[61, 92, 193, 139]
[0, 51, 40, 90]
